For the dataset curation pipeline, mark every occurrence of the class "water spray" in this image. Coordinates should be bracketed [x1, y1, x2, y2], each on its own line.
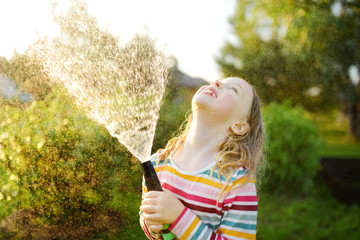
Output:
[29, 4, 174, 237]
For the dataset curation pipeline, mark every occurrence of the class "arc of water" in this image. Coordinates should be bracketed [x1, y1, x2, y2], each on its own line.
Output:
[30, 35, 168, 162]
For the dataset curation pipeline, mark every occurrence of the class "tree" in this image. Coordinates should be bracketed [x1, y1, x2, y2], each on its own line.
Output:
[217, 0, 360, 139]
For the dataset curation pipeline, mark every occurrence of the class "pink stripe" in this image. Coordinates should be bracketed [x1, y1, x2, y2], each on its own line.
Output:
[169, 207, 188, 231]
[158, 171, 219, 198]
[172, 209, 194, 233]
[230, 183, 256, 193]
[163, 182, 257, 211]
[223, 195, 258, 204]
[163, 183, 217, 205]
[142, 218, 153, 239]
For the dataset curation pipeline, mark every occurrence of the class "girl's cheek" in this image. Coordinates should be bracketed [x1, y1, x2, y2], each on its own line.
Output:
[216, 94, 240, 117]
[221, 93, 237, 108]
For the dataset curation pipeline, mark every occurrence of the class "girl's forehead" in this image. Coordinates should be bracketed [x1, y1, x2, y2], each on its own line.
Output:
[222, 77, 250, 88]
[222, 77, 254, 100]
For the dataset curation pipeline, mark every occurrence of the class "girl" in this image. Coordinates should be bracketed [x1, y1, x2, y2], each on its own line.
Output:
[140, 77, 264, 240]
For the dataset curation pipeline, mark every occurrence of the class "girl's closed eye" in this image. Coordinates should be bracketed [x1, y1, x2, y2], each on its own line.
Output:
[231, 87, 239, 94]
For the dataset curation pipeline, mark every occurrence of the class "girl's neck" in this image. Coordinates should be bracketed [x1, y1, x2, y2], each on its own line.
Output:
[173, 111, 229, 170]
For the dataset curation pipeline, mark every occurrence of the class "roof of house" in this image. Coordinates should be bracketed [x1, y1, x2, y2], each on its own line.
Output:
[0, 74, 32, 102]
[177, 71, 208, 89]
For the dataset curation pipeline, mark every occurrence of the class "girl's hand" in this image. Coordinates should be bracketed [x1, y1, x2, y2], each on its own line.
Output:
[140, 191, 185, 227]
[147, 224, 164, 234]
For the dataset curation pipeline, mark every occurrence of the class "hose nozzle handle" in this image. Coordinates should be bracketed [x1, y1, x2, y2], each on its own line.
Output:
[141, 160, 162, 191]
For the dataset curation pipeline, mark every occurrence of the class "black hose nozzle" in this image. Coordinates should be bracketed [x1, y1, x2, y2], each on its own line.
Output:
[141, 160, 176, 239]
[141, 160, 162, 191]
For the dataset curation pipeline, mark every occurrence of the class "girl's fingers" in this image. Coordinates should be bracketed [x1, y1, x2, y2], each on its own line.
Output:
[143, 213, 161, 222]
[140, 204, 158, 213]
[144, 217, 162, 226]
[141, 198, 158, 206]
[148, 224, 163, 233]
[145, 191, 161, 198]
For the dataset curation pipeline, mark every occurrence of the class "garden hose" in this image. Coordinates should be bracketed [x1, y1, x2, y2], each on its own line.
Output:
[142, 161, 176, 240]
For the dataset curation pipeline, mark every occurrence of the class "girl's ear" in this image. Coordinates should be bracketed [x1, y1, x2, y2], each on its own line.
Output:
[231, 122, 249, 136]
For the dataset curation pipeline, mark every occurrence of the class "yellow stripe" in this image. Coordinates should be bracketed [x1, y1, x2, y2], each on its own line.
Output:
[222, 228, 256, 240]
[142, 185, 148, 194]
[180, 216, 200, 240]
[157, 166, 249, 190]
[232, 177, 256, 186]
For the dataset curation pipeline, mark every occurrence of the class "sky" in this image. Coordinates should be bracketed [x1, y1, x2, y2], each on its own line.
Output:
[0, 0, 236, 82]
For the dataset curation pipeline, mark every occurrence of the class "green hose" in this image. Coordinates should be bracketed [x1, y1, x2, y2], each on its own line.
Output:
[162, 224, 176, 240]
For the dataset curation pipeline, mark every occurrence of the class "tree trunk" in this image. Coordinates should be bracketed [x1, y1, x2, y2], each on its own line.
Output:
[348, 100, 360, 140]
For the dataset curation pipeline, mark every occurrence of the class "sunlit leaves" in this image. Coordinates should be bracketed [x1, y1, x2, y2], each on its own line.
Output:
[0, 91, 140, 224]
[218, 0, 360, 119]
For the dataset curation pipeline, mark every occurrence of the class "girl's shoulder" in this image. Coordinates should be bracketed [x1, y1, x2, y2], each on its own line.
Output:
[210, 165, 249, 185]
[226, 166, 249, 183]
[148, 150, 168, 166]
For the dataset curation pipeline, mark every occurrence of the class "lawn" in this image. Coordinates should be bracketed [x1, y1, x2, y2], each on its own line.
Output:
[308, 110, 360, 158]
[257, 182, 360, 240]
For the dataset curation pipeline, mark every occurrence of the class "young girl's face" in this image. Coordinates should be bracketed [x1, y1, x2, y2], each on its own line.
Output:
[192, 77, 253, 125]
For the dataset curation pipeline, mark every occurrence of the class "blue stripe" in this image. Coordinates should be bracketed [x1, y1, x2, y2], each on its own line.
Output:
[192, 221, 206, 239]
[222, 220, 257, 231]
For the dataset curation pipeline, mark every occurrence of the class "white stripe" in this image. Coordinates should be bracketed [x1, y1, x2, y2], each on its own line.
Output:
[232, 201, 258, 205]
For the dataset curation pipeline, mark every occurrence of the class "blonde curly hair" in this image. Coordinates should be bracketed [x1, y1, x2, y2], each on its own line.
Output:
[157, 84, 264, 201]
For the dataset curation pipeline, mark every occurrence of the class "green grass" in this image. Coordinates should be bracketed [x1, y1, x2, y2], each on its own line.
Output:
[106, 191, 146, 239]
[308, 110, 360, 158]
[257, 184, 360, 240]
[321, 143, 360, 158]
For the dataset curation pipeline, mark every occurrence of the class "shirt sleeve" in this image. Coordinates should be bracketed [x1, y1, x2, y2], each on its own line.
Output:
[168, 183, 258, 240]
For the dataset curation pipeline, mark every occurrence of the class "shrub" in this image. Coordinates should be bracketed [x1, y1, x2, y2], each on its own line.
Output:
[262, 102, 323, 194]
[0, 90, 140, 225]
[152, 87, 191, 151]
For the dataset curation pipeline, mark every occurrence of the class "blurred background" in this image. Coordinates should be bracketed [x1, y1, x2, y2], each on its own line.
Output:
[0, 0, 359, 239]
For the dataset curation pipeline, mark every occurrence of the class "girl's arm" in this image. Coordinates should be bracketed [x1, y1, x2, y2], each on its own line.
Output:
[168, 185, 258, 240]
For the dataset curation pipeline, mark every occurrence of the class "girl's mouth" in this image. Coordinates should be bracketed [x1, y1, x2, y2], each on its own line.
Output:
[203, 87, 217, 98]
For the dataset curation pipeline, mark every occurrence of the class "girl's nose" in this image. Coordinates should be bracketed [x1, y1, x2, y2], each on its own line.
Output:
[213, 80, 222, 89]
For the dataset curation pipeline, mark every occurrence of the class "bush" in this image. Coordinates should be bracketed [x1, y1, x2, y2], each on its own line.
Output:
[0, 90, 141, 225]
[262, 102, 323, 194]
[152, 88, 191, 152]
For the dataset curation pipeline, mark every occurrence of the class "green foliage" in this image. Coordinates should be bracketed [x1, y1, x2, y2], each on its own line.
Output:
[0, 90, 140, 225]
[310, 110, 360, 158]
[152, 87, 191, 152]
[217, 0, 360, 138]
[262, 102, 323, 194]
[258, 192, 360, 240]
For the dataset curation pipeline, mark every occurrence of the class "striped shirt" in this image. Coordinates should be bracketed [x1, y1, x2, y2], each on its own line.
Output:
[140, 153, 258, 240]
